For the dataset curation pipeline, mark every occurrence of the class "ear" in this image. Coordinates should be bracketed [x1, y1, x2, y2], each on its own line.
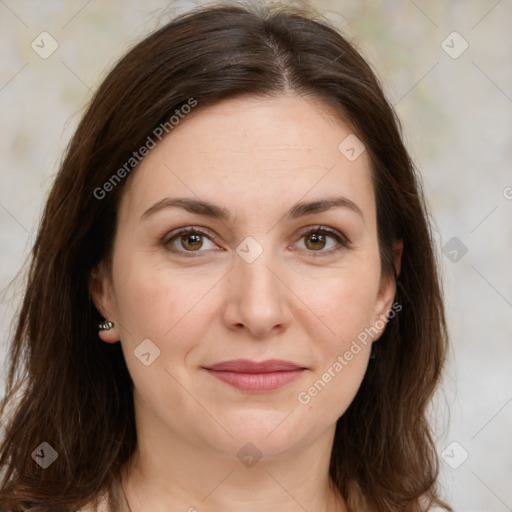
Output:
[89, 261, 120, 344]
[372, 238, 403, 341]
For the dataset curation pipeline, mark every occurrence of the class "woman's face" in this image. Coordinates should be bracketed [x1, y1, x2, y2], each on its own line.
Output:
[92, 93, 401, 461]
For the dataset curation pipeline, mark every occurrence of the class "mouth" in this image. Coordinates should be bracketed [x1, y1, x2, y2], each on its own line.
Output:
[202, 359, 307, 392]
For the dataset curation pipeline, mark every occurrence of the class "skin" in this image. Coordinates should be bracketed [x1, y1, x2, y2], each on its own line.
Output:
[91, 92, 403, 512]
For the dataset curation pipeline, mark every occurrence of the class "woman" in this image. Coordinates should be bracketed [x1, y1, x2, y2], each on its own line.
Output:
[0, 2, 452, 511]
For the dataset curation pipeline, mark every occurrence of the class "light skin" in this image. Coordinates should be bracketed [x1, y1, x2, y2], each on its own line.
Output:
[91, 92, 403, 512]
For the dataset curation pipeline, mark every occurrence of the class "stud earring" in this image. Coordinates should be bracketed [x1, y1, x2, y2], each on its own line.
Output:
[98, 320, 115, 331]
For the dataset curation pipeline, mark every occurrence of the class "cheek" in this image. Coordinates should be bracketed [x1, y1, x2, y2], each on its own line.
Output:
[111, 256, 221, 385]
[293, 265, 379, 412]
[297, 350, 370, 429]
[316, 283, 375, 372]
[111, 265, 205, 413]
[296, 277, 377, 422]
[306, 264, 381, 344]
[112, 250, 210, 338]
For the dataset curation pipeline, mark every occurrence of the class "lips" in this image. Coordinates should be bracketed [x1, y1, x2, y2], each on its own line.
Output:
[202, 359, 306, 392]
[204, 359, 305, 373]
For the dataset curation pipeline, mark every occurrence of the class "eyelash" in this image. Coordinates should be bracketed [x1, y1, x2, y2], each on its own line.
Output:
[162, 225, 350, 258]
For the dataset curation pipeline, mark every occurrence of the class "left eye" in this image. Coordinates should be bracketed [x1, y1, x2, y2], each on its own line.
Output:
[163, 226, 349, 256]
[295, 227, 349, 255]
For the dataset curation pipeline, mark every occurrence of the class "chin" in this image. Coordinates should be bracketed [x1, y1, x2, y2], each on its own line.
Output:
[202, 412, 318, 458]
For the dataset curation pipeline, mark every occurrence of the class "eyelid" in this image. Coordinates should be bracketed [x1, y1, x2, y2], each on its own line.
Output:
[291, 225, 351, 257]
[295, 225, 350, 245]
[162, 226, 219, 255]
[162, 225, 350, 256]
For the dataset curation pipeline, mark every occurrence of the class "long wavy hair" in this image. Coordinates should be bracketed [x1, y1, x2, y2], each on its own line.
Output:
[0, 2, 451, 511]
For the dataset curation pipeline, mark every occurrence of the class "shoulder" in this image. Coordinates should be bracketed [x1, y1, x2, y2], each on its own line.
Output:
[76, 492, 111, 512]
[76, 503, 110, 512]
[76, 503, 109, 512]
[77, 477, 129, 512]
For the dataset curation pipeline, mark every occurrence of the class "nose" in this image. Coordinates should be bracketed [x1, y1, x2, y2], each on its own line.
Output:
[221, 249, 294, 338]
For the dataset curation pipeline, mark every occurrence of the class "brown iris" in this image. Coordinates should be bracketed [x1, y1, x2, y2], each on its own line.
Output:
[304, 232, 326, 251]
[181, 233, 203, 251]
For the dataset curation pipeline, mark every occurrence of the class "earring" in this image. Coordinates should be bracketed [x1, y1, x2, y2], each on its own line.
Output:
[98, 320, 115, 331]
[370, 344, 376, 359]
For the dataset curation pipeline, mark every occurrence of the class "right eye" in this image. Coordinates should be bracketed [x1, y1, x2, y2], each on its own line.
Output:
[163, 227, 219, 256]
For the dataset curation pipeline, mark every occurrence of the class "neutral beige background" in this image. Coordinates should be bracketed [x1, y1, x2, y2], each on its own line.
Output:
[1, 1, 511, 510]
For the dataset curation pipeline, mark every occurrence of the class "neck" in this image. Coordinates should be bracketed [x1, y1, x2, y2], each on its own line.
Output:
[119, 420, 347, 512]
[117, 387, 349, 512]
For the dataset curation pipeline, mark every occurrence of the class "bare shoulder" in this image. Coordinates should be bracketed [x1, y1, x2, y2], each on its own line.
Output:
[76, 493, 111, 512]
[76, 479, 129, 512]
[76, 503, 110, 512]
[76, 503, 109, 512]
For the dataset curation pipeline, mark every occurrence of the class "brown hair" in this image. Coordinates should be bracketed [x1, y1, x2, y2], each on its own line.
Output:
[0, 2, 451, 511]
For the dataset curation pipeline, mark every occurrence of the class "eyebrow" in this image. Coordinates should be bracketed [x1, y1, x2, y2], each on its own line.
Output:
[140, 196, 364, 222]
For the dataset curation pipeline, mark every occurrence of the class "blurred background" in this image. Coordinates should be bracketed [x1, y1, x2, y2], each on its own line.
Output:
[0, 1, 511, 510]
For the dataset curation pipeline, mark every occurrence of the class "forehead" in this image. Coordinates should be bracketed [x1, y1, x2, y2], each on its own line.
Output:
[119, 93, 375, 223]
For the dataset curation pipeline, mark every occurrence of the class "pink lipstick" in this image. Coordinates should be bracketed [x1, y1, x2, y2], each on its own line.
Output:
[203, 359, 306, 392]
